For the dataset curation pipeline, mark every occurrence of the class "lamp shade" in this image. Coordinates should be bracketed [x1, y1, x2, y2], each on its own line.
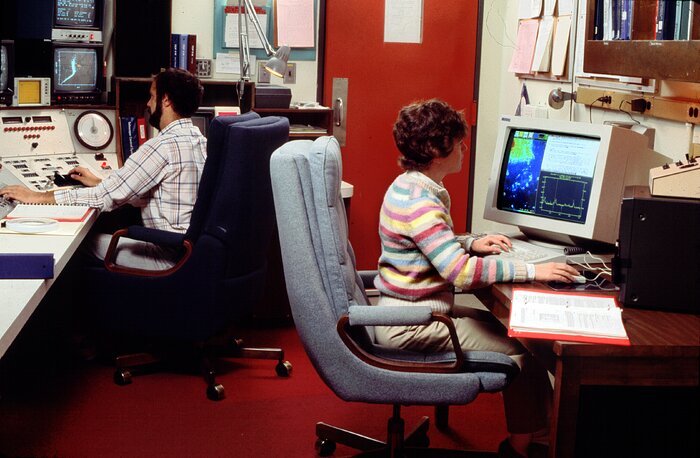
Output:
[264, 45, 291, 78]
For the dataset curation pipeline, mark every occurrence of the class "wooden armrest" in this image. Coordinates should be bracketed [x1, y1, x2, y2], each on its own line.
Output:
[104, 228, 193, 277]
[336, 312, 464, 373]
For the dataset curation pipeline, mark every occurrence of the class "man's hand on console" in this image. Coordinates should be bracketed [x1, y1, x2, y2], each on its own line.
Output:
[0, 185, 56, 205]
[67, 166, 102, 187]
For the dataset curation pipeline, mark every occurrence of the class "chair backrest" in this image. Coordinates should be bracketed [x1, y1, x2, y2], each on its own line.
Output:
[186, 116, 289, 327]
[271, 137, 490, 405]
[187, 112, 260, 242]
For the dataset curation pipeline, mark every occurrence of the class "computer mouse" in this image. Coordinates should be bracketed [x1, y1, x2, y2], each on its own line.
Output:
[572, 275, 587, 284]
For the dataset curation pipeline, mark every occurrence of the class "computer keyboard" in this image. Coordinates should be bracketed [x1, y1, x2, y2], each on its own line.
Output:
[485, 237, 567, 264]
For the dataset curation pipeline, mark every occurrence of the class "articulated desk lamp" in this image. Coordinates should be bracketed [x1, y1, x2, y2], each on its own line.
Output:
[237, 0, 291, 104]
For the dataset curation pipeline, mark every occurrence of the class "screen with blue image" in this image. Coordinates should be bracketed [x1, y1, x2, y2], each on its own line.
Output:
[497, 128, 600, 224]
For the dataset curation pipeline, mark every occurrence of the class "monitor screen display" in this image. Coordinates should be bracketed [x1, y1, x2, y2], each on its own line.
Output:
[55, 0, 97, 28]
[53, 47, 98, 92]
[0, 45, 8, 92]
[497, 128, 600, 225]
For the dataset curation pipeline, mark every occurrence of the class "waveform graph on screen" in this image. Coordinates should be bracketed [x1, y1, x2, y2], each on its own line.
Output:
[537, 172, 591, 223]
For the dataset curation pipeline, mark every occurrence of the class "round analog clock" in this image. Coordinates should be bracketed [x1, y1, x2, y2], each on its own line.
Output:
[74, 110, 114, 151]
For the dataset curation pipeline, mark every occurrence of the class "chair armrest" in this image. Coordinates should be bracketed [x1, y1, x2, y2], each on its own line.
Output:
[337, 309, 465, 373]
[357, 270, 378, 290]
[103, 226, 193, 277]
[347, 305, 433, 326]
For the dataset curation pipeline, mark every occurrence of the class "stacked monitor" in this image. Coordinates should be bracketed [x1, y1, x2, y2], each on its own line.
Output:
[0, 40, 14, 106]
[2, 0, 105, 106]
[52, 0, 104, 41]
[483, 116, 669, 250]
[51, 0, 105, 104]
[52, 41, 104, 104]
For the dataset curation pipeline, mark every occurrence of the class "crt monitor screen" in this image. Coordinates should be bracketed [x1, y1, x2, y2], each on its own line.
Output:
[484, 116, 669, 248]
[0, 45, 8, 92]
[53, 46, 98, 92]
[54, 0, 98, 28]
[497, 128, 600, 225]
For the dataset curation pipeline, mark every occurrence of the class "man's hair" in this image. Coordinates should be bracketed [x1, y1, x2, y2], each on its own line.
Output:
[392, 99, 467, 171]
[154, 68, 204, 118]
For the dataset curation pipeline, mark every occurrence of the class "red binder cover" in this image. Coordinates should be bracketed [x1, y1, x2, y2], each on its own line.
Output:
[507, 288, 631, 346]
[136, 117, 147, 145]
[4, 205, 93, 223]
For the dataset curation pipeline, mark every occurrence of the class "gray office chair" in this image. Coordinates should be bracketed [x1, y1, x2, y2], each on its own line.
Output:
[270, 136, 519, 456]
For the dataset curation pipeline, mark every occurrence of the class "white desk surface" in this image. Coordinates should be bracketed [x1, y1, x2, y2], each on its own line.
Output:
[0, 210, 97, 358]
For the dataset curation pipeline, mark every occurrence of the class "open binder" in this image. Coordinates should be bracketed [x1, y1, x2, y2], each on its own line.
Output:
[508, 288, 630, 346]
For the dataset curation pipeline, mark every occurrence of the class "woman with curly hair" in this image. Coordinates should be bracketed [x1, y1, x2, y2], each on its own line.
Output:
[374, 99, 579, 457]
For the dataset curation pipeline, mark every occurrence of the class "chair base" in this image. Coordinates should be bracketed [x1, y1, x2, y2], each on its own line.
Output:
[314, 405, 497, 457]
[111, 337, 292, 400]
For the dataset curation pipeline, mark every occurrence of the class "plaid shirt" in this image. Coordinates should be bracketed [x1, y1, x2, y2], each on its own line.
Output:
[55, 118, 207, 234]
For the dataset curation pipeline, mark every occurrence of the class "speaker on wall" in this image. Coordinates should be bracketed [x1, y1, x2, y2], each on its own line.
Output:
[114, 0, 172, 77]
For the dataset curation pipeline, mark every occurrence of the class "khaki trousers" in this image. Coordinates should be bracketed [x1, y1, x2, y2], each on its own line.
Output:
[374, 301, 551, 434]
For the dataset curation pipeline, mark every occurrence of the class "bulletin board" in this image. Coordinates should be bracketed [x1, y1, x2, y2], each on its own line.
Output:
[213, 0, 317, 61]
[508, 0, 577, 82]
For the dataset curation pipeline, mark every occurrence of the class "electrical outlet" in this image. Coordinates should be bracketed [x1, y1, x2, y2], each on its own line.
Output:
[283, 63, 296, 84]
[257, 61, 271, 84]
[196, 59, 212, 78]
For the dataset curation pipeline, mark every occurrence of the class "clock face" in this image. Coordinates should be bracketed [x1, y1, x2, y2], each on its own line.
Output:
[74, 110, 114, 151]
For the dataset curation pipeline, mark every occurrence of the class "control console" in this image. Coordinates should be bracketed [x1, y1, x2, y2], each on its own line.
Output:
[0, 107, 119, 191]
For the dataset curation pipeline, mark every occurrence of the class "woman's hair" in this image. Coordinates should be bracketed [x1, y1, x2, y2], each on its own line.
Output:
[392, 99, 467, 171]
[154, 68, 204, 118]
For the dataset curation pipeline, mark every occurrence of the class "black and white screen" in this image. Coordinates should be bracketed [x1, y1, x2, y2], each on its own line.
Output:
[55, 0, 96, 28]
[0, 45, 8, 92]
[53, 47, 97, 91]
[497, 128, 600, 224]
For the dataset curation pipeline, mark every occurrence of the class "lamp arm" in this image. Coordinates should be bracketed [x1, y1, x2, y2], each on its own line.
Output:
[243, 0, 276, 57]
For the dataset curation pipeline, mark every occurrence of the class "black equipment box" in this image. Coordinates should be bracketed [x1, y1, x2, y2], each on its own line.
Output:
[255, 84, 291, 108]
[613, 186, 699, 313]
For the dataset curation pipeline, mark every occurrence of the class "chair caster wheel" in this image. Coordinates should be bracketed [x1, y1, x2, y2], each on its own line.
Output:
[315, 438, 336, 457]
[207, 383, 225, 401]
[114, 369, 132, 386]
[276, 360, 292, 377]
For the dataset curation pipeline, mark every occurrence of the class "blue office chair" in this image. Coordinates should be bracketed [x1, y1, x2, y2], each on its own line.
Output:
[270, 137, 519, 456]
[84, 113, 293, 400]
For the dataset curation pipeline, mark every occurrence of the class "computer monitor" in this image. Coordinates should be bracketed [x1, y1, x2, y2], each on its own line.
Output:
[51, 42, 105, 104]
[52, 0, 104, 42]
[0, 40, 14, 105]
[483, 115, 669, 249]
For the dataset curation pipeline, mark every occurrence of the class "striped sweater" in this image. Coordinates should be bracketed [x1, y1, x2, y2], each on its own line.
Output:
[375, 172, 528, 311]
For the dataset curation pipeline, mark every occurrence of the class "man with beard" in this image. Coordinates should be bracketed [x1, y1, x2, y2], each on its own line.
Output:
[0, 68, 207, 269]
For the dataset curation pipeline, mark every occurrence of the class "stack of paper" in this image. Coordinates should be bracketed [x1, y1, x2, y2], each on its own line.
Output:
[508, 289, 630, 345]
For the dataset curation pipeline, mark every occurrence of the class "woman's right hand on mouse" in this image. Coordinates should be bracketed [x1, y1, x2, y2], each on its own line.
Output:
[534, 262, 580, 283]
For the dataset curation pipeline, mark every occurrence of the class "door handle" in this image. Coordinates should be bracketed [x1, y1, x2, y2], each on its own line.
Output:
[334, 97, 344, 127]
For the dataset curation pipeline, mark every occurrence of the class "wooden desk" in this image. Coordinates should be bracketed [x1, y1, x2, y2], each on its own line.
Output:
[0, 210, 97, 358]
[474, 282, 700, 458]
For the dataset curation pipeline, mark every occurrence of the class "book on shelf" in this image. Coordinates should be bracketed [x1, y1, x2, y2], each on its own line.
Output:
[187, 34, 197, 74]
[5, 204, 93, 222]
[120, 116, 139, 161]
[136, 117, 147, 145]
[508, 288, 631, 346]
[170, 33, 197, 71]
[178, 34, 188, 70]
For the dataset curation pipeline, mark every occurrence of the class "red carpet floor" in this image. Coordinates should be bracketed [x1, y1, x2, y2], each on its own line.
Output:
[0, 320, 509, 458]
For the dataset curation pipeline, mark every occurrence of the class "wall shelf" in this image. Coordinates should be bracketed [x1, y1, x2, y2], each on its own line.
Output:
[254, 107, 332, 139]
[583, 1, 700, 82]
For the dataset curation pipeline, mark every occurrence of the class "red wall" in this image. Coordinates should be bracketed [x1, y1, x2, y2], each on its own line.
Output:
[323, 0, 478, 270]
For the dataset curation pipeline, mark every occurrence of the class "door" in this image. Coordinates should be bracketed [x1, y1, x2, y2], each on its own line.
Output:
[323, 0, 480, 269]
